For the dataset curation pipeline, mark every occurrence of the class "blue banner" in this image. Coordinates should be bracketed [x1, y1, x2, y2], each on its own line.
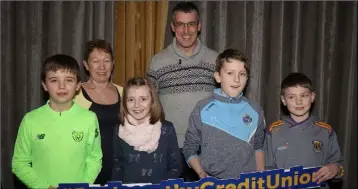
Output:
[58, 166, 325, 189]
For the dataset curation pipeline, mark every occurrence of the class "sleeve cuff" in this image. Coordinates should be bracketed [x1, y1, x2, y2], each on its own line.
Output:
[186, 155, 199, 168]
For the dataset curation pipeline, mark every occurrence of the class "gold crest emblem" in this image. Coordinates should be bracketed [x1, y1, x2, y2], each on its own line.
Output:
[312, 140, 322, 152]
[72, 131, 84, 142]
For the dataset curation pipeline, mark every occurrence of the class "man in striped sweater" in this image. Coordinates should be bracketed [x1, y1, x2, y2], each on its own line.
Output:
[147, 2, 218, 181]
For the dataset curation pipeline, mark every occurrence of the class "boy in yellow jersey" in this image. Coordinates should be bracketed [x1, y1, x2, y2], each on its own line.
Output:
[265, 72, 343, 188]
[12, 54, 102, 189]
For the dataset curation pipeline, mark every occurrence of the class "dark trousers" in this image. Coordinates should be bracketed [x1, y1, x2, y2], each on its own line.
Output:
[14, 174, 27, 189]
[94, 165, 111, 186]
[179, 148, 200, 182]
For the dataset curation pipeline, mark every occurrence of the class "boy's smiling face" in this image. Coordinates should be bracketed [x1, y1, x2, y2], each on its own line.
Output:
[42, 69, 80, 106]
[281, 86, 316, 122]
[214, 59, 248, 98]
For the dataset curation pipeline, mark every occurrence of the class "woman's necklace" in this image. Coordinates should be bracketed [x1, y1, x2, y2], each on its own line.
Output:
[94, 88, 108, 101]
[86, 81, 109, 102]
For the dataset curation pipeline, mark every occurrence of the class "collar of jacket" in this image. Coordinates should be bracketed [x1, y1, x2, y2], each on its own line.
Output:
[212, 88, 245, 104]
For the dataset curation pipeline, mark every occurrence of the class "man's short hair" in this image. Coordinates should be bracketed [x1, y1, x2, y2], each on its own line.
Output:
[172, 2, 200, 22]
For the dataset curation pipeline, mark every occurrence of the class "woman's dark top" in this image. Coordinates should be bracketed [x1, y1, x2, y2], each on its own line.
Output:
[81, 87, 120, 185]
[112, 120, 182, 184]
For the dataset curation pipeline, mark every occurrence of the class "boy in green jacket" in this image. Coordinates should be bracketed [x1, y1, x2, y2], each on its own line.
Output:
[12, 54, 102, 189]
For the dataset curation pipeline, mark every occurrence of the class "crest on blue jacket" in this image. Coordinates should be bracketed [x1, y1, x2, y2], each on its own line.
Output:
[242, 114, 252, 125]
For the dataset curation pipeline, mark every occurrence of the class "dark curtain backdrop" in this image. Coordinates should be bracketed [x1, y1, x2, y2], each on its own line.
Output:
[1, 1, 115, 188]
[165, 1, 357, 188]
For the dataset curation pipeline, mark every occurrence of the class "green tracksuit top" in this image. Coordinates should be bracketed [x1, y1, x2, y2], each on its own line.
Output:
[12, 102, 103, 189]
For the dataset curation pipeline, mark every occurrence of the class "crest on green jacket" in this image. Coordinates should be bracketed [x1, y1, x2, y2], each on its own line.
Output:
[72, 131, 84, 142]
